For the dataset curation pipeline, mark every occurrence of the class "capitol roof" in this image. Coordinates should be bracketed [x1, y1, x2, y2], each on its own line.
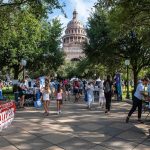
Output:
[67, 9, 84, 29]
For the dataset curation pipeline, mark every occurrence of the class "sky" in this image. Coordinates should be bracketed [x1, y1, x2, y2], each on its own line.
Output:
[3, 0, 97, 30]
[49, 0, 97, 28]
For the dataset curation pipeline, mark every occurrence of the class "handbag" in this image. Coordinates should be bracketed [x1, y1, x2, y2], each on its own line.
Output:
[34, 99, 42, 108]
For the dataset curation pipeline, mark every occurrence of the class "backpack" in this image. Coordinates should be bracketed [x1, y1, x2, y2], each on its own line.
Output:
[104, 81, 111, 93]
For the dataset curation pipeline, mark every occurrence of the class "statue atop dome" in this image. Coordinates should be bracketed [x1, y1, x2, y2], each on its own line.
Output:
[73, 9, 78, 20]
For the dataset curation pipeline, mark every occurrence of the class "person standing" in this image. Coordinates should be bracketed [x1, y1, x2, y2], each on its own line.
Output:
[42, 85, 51, 116]
[86, 81, 94, 109]
[126, 78, 149, 123]
[73, 79, 80, 102]
[103, 75, 113, 114]
[99, 80, 105, 108]
[19, 80, 28, 108]
[56, 84, 63, 114]
[0, 80, 4, 98]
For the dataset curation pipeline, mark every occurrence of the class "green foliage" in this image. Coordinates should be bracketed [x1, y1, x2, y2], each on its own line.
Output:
[84, 0, 149, 88]
[0, 4, 65, 79]
[84, 6, 113, 65]
[0, 9, 42, 78]
[57, 61, 78, 79]
[0, 0, 65, 19]
[26, 18, 65, 78]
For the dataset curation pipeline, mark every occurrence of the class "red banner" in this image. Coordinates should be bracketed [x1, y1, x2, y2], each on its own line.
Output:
[0, 101, 16, 131]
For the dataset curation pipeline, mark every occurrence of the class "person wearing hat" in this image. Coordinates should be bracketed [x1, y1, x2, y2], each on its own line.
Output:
[126, 77, 149, 123]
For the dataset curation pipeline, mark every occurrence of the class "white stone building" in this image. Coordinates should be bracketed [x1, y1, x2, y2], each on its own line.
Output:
[62, 10, 88, 61]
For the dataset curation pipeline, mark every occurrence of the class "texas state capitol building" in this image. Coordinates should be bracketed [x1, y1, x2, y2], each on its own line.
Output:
[62, 10, 88, 61]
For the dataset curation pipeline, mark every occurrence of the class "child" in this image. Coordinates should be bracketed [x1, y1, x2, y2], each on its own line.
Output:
[99, 80, 106, 108]
[42, 85, 51, 116]
[85, 81, 94, 109]
[56, 84, 63, 114]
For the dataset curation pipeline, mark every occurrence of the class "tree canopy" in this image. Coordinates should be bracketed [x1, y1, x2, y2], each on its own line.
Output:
[0, 0, 65, 79]
[84, 0, 150, 88]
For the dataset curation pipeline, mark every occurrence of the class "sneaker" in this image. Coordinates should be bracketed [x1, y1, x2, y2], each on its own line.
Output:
[126, 116, 129, 123]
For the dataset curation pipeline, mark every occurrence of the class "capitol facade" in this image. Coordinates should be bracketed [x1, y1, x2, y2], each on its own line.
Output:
[62, 10, 88, 61]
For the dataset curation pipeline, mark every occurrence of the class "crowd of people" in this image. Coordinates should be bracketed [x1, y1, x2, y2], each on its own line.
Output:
[12, 75, 116, 115]
[0, 75, 150, 123]
[13, 75, 123, 115]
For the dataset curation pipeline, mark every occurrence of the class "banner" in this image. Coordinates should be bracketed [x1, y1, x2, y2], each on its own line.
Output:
[0, 101, 16, 131]
[114, 73, 122, 101]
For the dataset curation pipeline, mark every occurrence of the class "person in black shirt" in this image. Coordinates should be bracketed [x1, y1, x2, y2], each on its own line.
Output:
[103, 75, 113, 114]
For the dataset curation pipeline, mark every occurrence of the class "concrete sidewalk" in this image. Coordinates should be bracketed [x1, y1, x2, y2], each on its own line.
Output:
[0, 98, 150, 150]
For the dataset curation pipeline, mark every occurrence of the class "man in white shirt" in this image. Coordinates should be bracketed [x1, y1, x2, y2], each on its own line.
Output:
[126, 78, 149, 123]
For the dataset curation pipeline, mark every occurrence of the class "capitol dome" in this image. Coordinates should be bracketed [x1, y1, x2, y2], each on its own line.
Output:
[62, 10, 88, 61]
[67, 10, 84, 29]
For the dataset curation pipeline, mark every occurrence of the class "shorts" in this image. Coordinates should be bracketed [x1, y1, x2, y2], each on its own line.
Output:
[57, 99, 63, 104]
[19, 90, 26, 97]
[43, 99, 50, 101]
[73, 89, 79, 95]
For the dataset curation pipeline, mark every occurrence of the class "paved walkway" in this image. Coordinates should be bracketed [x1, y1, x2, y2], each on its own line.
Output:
[0, 98, 150, 150]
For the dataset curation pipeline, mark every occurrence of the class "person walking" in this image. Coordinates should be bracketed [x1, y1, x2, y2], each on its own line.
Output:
[56, 84, 63, 114]
[86, 81, 94, 109]
[126, 78, 149, 123]
[99, 80, 105, 108]
[73, 79, 80, 102]
[103, 75, 113, 114]
[42, 85, 51, 116]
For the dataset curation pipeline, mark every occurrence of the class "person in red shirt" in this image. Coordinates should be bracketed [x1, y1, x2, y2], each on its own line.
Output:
[73, 80, 80, 102]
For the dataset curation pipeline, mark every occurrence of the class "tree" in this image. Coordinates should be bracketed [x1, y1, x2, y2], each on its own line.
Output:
[28, 19, 65, 78]
[85, 0, 150, 86]
[115, 32, 150, 89]
[84, 7, 112, 64]
[84, 5, 122, 76]
[0, 1, 65, 79]
[0, 9, 43, 79]
[0, 0, 65, 19]
[105, 0, 150, 88]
